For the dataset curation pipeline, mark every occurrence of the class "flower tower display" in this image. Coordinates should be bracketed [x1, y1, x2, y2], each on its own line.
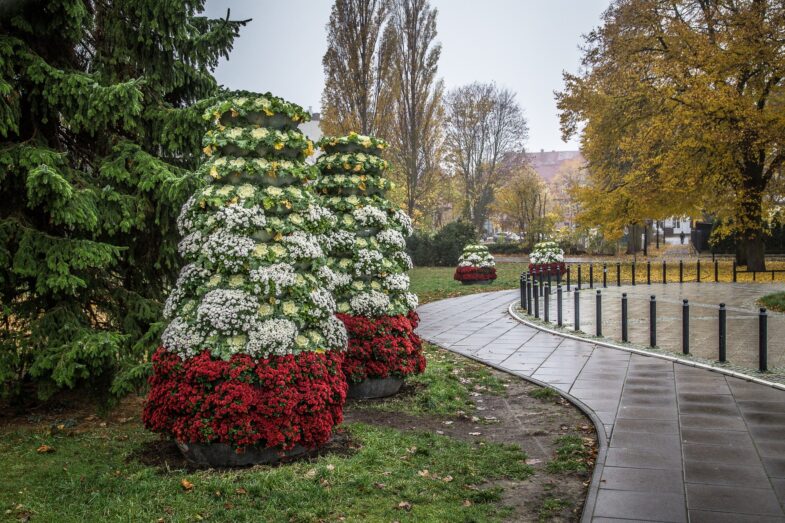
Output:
[315, 133, 425, 399]
[142, 93, 348, 467]
[529, 241, 566, 276]
[454, 244, 497, 284]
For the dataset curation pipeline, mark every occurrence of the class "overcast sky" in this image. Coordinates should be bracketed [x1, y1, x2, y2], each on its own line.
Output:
[203, 0, 610, 152]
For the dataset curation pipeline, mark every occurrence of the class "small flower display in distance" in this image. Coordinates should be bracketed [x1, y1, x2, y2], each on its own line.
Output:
[143, 92, 348, 462]
[315, 133, 424, 397]
[454, 244, 497, 284]
[528, 241, 566, 276]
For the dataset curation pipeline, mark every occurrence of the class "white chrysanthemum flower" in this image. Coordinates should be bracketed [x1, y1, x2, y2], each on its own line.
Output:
[246, 318, 298, 356]
[376, 229, 406, 250]
[282, 231, 323, 260]
[161, 316, 204, 358]
[304, 204, 336, 227]
[322, 315, 347, 350]
[196, 289, 259, 336]
[353, 206, 388, 227]
[383, 273, 410, 292]
[178, 230, 204, 258]
[404, 292, 419, 311]
[177, 194, 199, 236]
[201, 229, 255, 271]
[214, 204, 266, 232]
[350, 290, 391, 316]
[163, 264, 210, 319]
[354, 248, 384, 276]
[393, 251, 413, 270]
[308, 288, 336, 319]
[319, 230, 356, 253]
[249, 263, 297, 295]
[392, 209, 414, 236]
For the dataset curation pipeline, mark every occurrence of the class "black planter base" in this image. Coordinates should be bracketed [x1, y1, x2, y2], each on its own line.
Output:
[347, 376, 404, 399]
[175, 440, 307, 467]
[460, 279, 494, 285]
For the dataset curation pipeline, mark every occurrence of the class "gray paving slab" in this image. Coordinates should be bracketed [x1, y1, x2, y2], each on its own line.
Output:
[417, 290, 785, 522]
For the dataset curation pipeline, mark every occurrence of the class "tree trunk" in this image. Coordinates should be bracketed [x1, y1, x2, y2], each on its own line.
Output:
[744, 236, 766, 271]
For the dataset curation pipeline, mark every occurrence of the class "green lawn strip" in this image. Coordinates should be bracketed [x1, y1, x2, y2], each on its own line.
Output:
[0, 423, 532, 522]
[409, 263, 528, 304]
[354, 343, 509, 416]
[529, 387, 559, 401]
[759, 291, 785, 312]
[546, 435, 592, 474]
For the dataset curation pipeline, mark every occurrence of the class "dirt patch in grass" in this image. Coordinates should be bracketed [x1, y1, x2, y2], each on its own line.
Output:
[346, 365, 596, 522]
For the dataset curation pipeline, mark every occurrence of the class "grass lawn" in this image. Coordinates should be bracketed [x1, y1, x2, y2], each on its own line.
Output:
[759, 291, 785, 312]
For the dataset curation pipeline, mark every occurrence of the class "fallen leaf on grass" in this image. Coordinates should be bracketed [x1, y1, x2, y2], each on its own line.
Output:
[180, 479, 194, 491]
[305, 468, 317, 479]
[463, 500, 473, 507]
[36, 445, 55, 454]
[442, 476, 453, 482]
[468, 432, 482, 436]
[417, 469, 430, 477]
[436, 430, 444, 435]
[373, 482, 386, 489]
[326, 464, 335, 471]
[397, 501, 412, 511]
[235, 488, 248, 495]
[525, 458, 542, 465]
[442, 421, 453, 426]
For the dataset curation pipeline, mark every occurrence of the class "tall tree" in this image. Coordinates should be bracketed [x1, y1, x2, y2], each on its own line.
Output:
[320, 0, 395, 136]
[558, 0, 785, 270]
[493, 165, 551, 247]
[0, 0, 245, 399]
[444, 82, 528, 232]
[386, 0, 444, 218]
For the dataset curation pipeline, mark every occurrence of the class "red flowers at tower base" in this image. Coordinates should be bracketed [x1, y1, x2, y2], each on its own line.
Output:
[337, 311, 426, 384]
[142, 348, 347, 452]
[453, 266, 497, 282]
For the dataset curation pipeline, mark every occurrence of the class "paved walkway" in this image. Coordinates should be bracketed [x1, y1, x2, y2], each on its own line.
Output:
[535, 283, 785, 371]
[417, 290, 785, 522]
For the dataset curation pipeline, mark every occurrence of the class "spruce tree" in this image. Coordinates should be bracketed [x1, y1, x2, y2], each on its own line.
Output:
[0, 0, 245, 399]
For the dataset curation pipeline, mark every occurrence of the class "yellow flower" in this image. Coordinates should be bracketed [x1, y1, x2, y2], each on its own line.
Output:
[209, 165, 219, 179]
[361, 138, 372, 148]
[353, 164, 362, 172]
[305, 141, 314, 157]
[258, 303, 273, 316]
[202, 145, 213, 156]
[314, 348, 325, 354]
[283, 302, 298, 316]
[273, 142, 284, 150]
[283, 200, 292, 209]
[230, 109, 239, 117]
[263, 108, 274, 116]
[251, 127, 269, 139]
[253, 243, 268, 257]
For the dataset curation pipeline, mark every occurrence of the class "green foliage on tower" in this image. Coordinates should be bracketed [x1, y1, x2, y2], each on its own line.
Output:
[0, 0, 246, 399]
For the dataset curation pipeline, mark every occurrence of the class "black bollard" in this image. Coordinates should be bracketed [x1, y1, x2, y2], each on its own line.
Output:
[632, 262, 636, 286]
[557, 285, 563, 327]
[679, 259, 683, 283]
[616, 262, 621, 287]
[682, 299, 689, 355]
[544, 290, 550, 323]
[719, 303, 726, 362]
[697, 259, 701, 283]
[760, 308, 768, 372]
[596, 290, 602, 337]
[603, 263, 607, 288]
[647, 261, 651, 285]
[520, 274, 527, 309]
[527, 273, 533, 314]
[589, 264, 594, 289]
[574, 289, 580, 331]
[714, 260, 719, 283]
[621, 293, 628, 342]
[578, 265, 582, 290]
[534, 283, 540, 319]
[649, 295, 656, 347]
[567, 266, 571, 291]
[663, 260, 667, 284]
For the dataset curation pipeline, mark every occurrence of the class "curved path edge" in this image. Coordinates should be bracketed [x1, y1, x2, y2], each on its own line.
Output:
[508, 301, 785, 393]
[416, 290, 785, 523]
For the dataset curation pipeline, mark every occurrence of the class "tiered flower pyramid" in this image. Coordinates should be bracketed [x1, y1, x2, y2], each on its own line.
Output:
[454, 244, 497, 284]
[315, 133, 425, 394]
[143, 93, 348, 461]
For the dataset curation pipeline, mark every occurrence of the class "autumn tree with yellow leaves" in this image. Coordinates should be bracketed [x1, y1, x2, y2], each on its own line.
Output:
[558, 0, 785, 270]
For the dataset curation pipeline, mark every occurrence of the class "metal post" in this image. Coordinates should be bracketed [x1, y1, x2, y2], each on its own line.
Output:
[760, 308, 768, 372]
[697, 259, 701, 283]
[520, 274, 527, 309]
[621, 293, 628, 342]
[539, 269, 544, 297]
[574, 289, 580, 331]
[647, 261, 651, 285]
[714, 260, 719, 283]
[567, 266, 571, 291]
[616, 262, 621, 287]
[527, 274, 533, 314]
[577, 265, 582, 290]
[649, 295, 657, 347]
[556, 269, 562, 286]
[547, 270, 552, 293]
[603, 263, 607, 288]
[679, 260, 683, 283]
[682, 299, 689, 355]
[732, 261, 737, 282]
[632, 262, 636, 286]
[544, 290, 550, 323]
[534, 283, 540, 319]
[589, 264, 594, 289]
[662, 261, 667, 284]
[718, 303, 726, 362]
[596, 290, 602, 337]
[557, 285, 563, 327]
